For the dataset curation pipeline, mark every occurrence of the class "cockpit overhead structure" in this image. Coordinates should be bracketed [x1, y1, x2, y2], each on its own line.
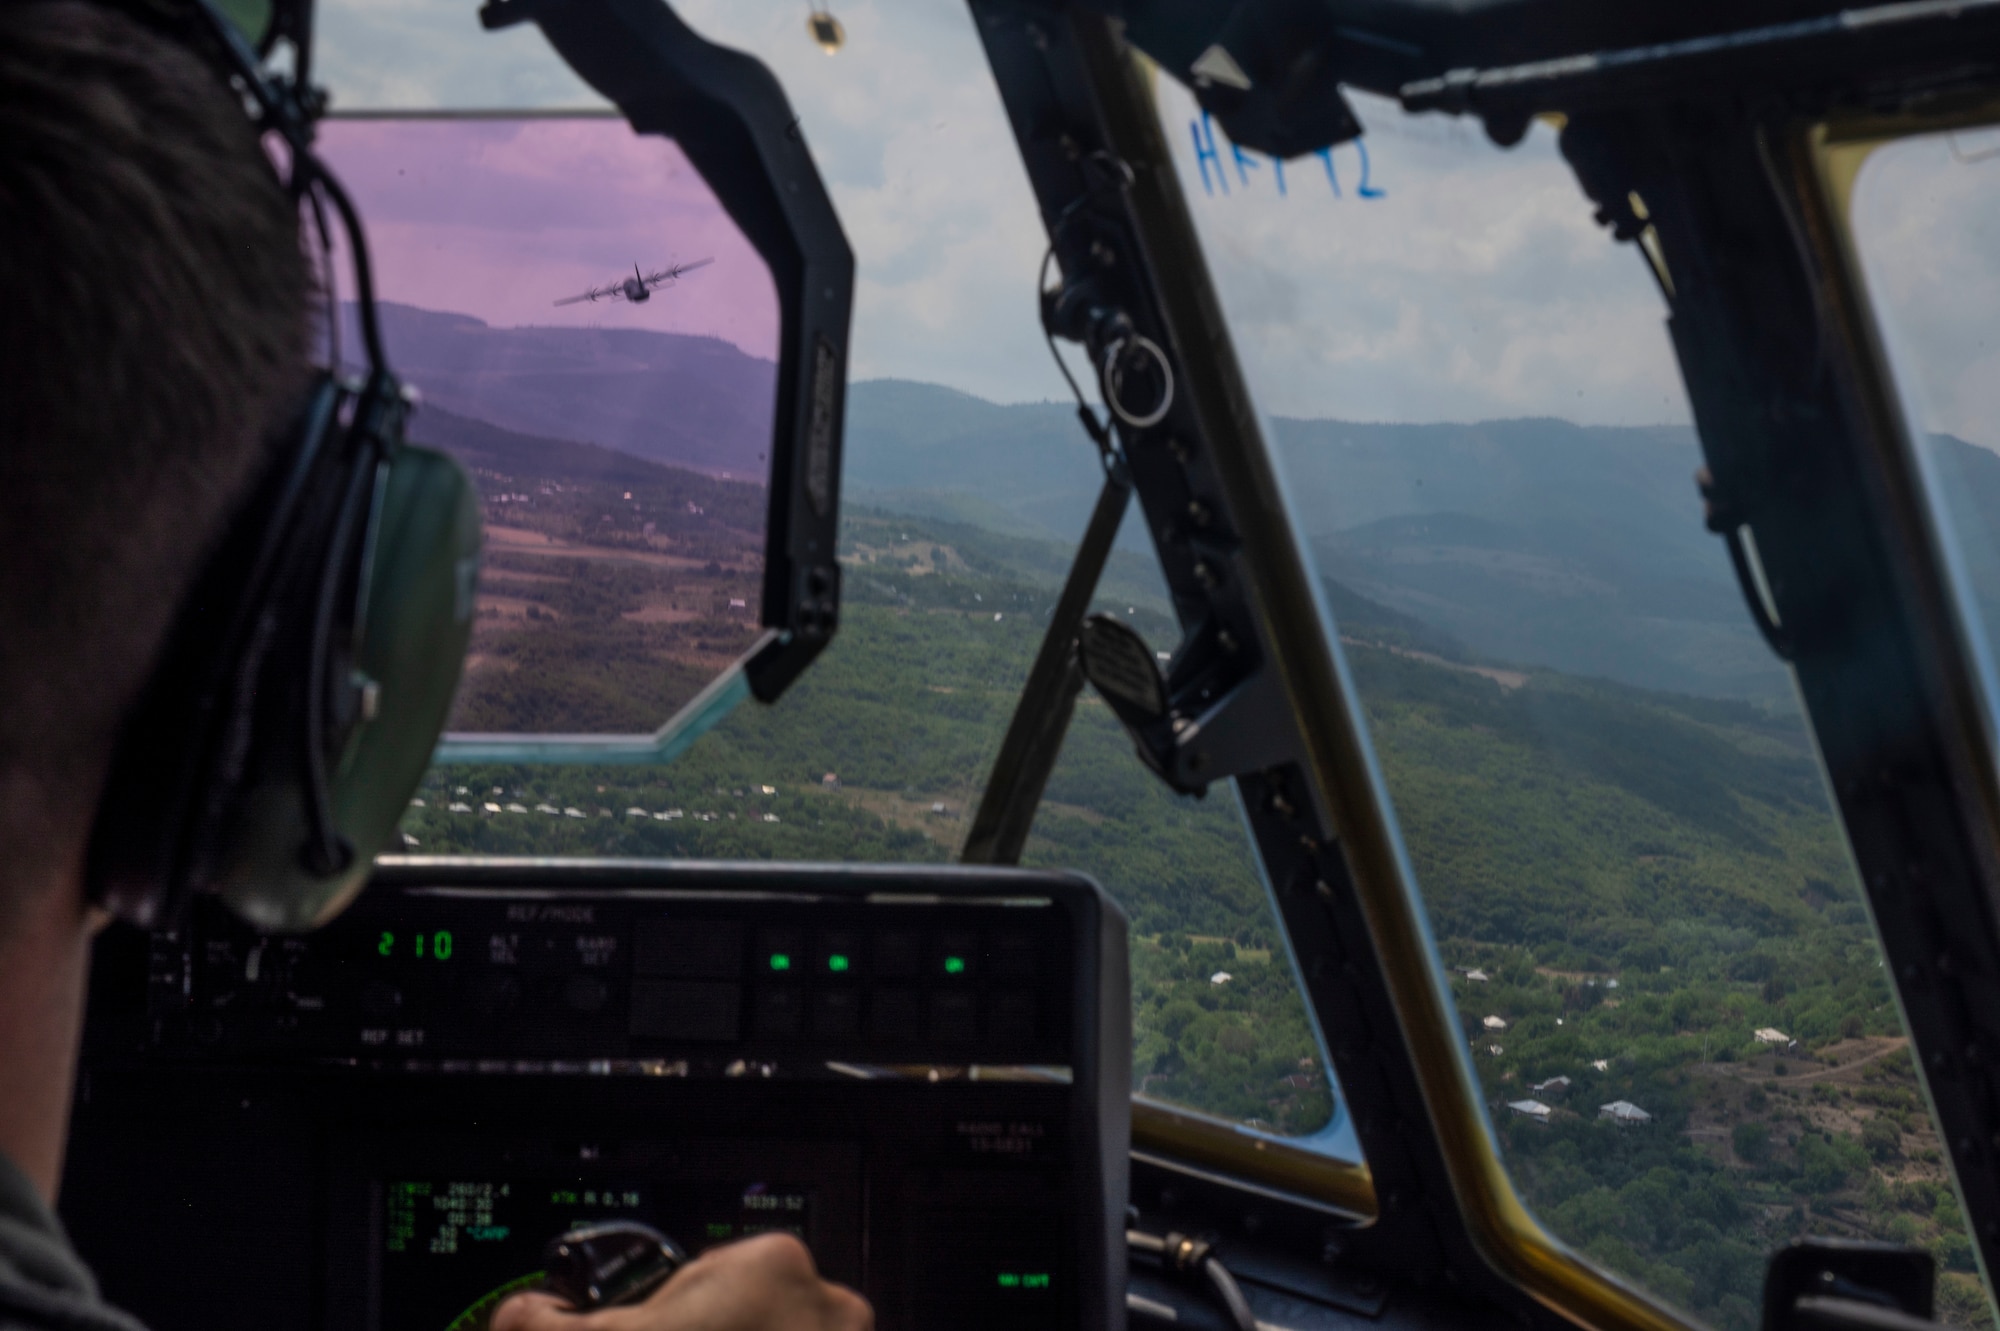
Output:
[554, 256, 713, 306]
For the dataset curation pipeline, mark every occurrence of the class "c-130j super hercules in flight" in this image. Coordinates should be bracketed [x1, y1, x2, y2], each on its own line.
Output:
[554, 256, 713, 306]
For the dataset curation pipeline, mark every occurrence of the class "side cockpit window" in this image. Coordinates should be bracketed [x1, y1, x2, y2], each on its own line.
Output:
[1153, 75, 1993, 1328]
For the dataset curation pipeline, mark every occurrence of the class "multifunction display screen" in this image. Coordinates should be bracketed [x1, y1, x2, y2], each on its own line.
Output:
[381, 1177, 809, 1331]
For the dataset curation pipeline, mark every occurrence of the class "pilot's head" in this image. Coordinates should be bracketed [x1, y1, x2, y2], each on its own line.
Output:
[0, 0, 310, 934]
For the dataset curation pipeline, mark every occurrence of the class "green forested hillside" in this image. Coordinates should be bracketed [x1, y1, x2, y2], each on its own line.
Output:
[405, 507, 1989, 1331]
[1345, 648, 1981, 1327]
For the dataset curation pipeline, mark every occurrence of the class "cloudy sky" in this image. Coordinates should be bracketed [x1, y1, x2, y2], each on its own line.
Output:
[1850, 127, 2000, 452]
[317, 118, 779, 356]
[311, 0, 1992, 441]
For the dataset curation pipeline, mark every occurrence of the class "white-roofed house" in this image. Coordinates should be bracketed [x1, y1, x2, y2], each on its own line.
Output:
[1598, 1100, 1652, 1125]
[1531, 1075, 1572, 1095]
[1482, 1015, 1509, 1031]
[1506, 1099, 1553, 1122]
[1754, 1027, 1791, 1044]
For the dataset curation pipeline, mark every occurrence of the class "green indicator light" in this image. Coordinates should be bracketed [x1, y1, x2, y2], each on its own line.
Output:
[770, 953, 791, 971]
[378, 931, 394, 957]
[434, 930, 453, 961]
[827, 954, 850, 973]
[1024, 1274, 1051, 1289]
[997, 1274, 1020, 1289]
[944, 956, 966, 975]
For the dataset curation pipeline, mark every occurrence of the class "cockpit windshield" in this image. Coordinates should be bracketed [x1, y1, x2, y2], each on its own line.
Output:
[322, 0, 1343, 1146]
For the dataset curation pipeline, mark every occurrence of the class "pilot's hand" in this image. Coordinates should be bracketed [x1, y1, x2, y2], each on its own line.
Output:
[492, 1232, 873, 1331]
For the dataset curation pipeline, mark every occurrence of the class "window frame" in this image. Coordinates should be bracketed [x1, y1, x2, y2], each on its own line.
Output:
[969, 11, 1697, 1328]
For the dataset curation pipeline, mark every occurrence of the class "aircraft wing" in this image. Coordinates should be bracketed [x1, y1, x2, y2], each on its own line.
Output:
[553, 282, 615, 307]
[642, 257, 715, 288]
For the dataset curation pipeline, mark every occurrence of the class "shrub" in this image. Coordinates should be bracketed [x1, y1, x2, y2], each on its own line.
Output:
[1733, 1119, 1772, 1164]
[1932, 1229, 1977, 1274]
[1862, 1116, 1902, 1162]
[1796, 1132, 1867, 1194]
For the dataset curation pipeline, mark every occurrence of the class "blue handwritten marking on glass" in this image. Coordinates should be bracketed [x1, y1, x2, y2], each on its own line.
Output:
[1232, 141, 1260, 189]
[1189, 111, 1385, 201]
[1355, 138, 1384, 197]
[1190, 112, 1227, 195]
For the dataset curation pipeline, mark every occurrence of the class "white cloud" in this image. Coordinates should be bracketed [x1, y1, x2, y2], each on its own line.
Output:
[1850, 128, 2000, 451]
[318, 0, 1915, 428]
[1158, 83, 1690, 426]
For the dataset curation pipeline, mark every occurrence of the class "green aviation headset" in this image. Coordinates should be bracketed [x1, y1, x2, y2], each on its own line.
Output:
[83, 0, 483, 932]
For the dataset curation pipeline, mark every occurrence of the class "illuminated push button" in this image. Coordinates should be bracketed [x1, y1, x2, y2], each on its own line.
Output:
[936, 931, 978, 979]
[817, 931, 862, 979]
[812, 989, 860, 1039]
[753, 986, 804, 1037]
[873, 931, 922, 980]
[757, 929, 804, 977]
[929, 992, 977, 1045]
[871, 989, 921, 1043]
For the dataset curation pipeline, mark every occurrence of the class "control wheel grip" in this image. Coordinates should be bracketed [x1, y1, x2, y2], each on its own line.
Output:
[542, 1222, 687, 1310]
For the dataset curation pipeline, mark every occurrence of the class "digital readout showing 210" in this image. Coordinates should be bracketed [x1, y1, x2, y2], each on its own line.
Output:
[378, 930, 455, 961]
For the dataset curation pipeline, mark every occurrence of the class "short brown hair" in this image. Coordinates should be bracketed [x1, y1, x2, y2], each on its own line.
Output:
[0, 1, 309, 922]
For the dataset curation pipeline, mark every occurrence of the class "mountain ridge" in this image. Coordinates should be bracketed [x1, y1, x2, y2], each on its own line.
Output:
[352, 301, 779, 478]
[358, 316, 2000, 703]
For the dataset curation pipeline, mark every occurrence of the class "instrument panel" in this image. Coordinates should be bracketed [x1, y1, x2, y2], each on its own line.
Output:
[63, 861, 1130, 1331]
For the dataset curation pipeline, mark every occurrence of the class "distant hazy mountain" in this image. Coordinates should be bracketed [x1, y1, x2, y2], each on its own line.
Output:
[1282, 418, 1778, 700]
[375, 354, 2000, 705]
[838, 381, 1786, 700]
[359, 302, 778, 479]
[406, 404, 770, 543]
[842, 380, 1116, 541]
[411, 402, 690, 490]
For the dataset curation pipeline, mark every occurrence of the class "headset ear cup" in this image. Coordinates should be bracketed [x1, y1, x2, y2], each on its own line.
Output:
[86, 375, 346, 927]
[213, 445, 482, 930]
